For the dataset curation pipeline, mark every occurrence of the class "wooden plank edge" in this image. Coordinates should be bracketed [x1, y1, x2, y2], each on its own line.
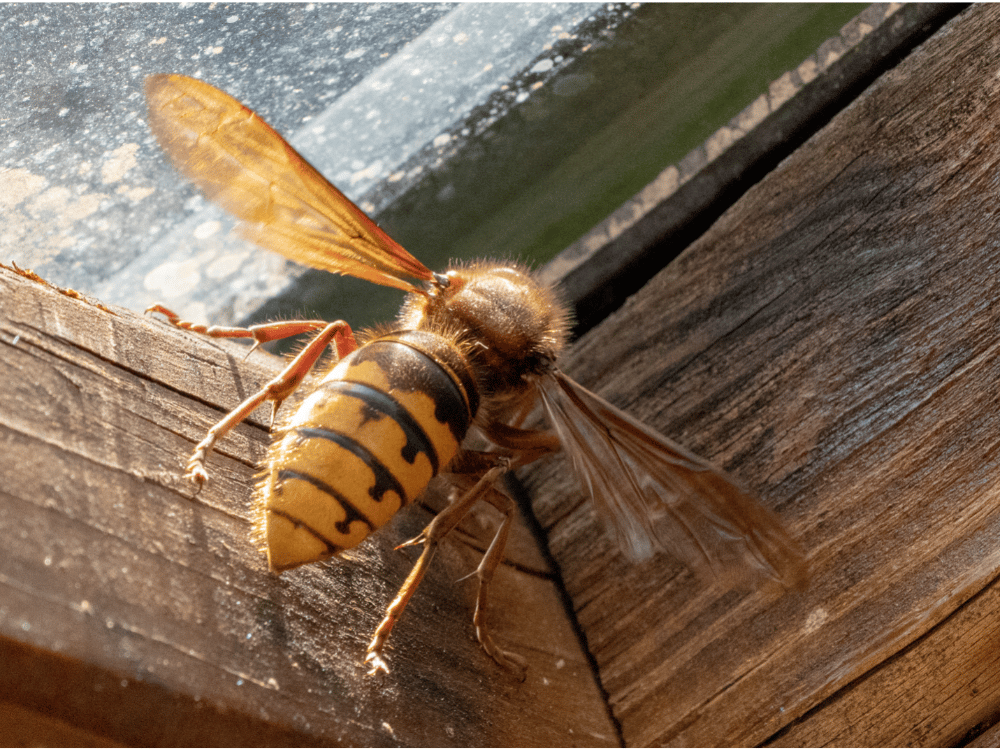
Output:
[540, 2, 966, 335]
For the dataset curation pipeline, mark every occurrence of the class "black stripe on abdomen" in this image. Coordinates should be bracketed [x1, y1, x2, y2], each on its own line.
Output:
[292, 425, 406, 504]
[275, 468, 374, 536]
[319, 379, 440, 474]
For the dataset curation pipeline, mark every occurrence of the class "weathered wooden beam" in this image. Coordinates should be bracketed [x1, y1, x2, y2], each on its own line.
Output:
[0, 264, 616, 746]
[547, 2, 964, 336]
[7, 3, 999, 747]
[523, 4, 1000, 746]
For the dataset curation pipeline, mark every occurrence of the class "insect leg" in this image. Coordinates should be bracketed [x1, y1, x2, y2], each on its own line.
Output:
[364, 458, 511, 675]
[470, 485, 527, 677]
[146, 304, 356, 356]
[185, 320, 357, 485]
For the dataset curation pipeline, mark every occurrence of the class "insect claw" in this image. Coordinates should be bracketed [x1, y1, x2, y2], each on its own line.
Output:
[394, 533, 426, 551]
[481, 639, 528, 680]
[186, 462, 208, 486]
[505, 653, 529, 682]
[364, 650, 391, 676]
[144, 303, 172, 317]
[455, 568, 477, 584]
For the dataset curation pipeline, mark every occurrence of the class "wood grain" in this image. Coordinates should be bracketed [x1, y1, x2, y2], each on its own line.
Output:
[0, 264, 616, 746]
[523, 4, 1000, 747]
[7, 5, 999, 746]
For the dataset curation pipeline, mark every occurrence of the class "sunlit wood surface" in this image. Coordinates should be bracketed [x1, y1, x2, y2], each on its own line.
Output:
[0, 264, 615, 746]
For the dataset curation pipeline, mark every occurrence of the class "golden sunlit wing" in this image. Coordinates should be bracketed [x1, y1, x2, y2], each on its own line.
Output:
[538, 370, 808, 590]
[144, 73, 435, 293]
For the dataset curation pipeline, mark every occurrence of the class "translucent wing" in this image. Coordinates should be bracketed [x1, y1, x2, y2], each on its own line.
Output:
[144, 74, 435, 293]
[537, 370, 807, 590]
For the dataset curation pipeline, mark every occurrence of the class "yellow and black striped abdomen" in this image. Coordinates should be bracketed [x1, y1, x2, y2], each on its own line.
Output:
[257, 330, 478, 573]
